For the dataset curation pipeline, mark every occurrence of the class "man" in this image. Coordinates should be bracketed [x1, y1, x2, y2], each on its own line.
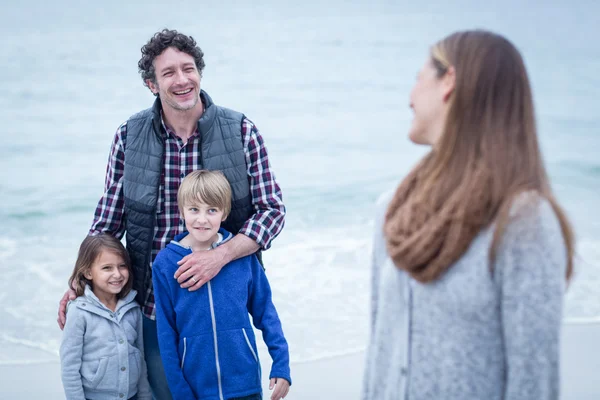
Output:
[57, 29, 286, 400]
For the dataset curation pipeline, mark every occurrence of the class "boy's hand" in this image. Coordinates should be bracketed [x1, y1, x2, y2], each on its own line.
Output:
[269, 377, 290, 400]
[57, 289, 77, 329]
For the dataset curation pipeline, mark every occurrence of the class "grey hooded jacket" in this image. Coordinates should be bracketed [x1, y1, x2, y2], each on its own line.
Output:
[60, 286, 151, 400]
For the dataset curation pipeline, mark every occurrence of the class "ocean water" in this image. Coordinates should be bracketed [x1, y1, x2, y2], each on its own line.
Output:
[1, 0, 599, 366]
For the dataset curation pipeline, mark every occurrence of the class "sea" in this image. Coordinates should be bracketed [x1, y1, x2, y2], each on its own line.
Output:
[1, 0, 598, 366]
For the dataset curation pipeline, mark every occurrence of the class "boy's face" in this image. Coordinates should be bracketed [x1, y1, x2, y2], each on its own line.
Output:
[181, 201, 226, 249]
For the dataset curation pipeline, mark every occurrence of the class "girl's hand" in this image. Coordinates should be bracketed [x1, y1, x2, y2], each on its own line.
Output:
[269, 377, 290, 400]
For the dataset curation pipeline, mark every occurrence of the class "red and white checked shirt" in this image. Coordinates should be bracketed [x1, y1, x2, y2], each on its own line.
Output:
[90, 112, 285, 319]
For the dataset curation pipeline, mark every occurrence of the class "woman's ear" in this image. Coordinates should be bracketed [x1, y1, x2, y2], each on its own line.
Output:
[442, 66, 456, 102]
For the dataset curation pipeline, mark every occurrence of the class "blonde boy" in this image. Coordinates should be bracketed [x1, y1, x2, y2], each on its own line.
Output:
[152, 170, 291, 400]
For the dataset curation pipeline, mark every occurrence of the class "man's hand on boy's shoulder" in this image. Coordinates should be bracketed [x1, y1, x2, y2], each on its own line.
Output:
[175, 233, 261, 291]
[175, 247, 228, 291]
[269, 377, 290, 400]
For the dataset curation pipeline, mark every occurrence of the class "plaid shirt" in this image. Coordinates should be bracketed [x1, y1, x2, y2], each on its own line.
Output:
[90, 112, 285, 319]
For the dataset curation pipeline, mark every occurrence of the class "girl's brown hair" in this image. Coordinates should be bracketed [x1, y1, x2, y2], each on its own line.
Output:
[68, 234, 133, 298]
[384, 30, 574, 282]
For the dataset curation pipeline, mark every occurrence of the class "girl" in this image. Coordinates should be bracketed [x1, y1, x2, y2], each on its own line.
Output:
[362, 30, 574, 400]
[60, 234, 151, 400]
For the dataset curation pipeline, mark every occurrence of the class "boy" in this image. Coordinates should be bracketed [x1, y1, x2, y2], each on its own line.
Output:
[152, 170, 291, 400]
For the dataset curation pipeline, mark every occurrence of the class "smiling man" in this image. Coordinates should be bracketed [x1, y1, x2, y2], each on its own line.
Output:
[57, 29, 286, 400]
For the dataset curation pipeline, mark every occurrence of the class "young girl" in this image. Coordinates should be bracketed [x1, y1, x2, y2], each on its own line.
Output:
[60, 234, 151, 400]
[363, 30, 574, 400]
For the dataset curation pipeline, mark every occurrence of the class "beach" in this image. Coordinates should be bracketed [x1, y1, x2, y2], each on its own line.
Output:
[1, 0, 599, 399]
[0, 349, 365, 399]
[2, 321, 598, 399]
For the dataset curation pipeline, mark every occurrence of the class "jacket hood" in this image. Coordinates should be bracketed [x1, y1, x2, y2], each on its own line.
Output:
[71, 285, 138, 313]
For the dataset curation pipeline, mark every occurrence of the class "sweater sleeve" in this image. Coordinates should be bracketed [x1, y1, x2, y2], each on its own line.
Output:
[496, 196, 567, 400]
[246, 255, 291, 385]
[59, 305, 86, 400]
[368, 191, 393, 336]
[362, 190, 393, 399]
[134, 309, 152, 400]
[152, 257, 197, 400]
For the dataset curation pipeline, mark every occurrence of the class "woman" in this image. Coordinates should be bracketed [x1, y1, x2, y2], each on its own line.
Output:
[362, 30, 574, 400]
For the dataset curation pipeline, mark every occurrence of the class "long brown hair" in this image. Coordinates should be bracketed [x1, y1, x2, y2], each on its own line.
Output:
[68, 234, 134, 298]
[384, 30, 574, 283]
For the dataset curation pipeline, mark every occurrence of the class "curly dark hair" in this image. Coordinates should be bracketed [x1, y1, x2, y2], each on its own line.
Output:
[138, 28, 206, 89]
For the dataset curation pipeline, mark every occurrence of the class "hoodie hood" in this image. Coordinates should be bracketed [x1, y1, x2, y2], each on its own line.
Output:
[167, 227, 233, 257]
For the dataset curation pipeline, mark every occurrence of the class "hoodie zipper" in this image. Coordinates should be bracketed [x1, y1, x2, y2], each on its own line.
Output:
[242, 328, 258, 363]
[207, 281, 224, 400]
[242, 327, 261, 382]
[181, 337, 187, 369]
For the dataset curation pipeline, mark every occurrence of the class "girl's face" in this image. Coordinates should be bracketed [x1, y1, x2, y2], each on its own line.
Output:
[408, 58, 454, 146]
[84, 250, 129, 302]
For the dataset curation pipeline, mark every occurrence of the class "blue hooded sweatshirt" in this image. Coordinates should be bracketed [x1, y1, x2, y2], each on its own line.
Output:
[152, 229, 291, 400]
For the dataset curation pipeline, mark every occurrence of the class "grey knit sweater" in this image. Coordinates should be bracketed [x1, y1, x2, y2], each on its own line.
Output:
[362, 191, 567, 400]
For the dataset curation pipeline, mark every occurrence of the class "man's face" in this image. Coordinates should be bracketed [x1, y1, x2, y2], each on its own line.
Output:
[146, 47, 201, 112]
